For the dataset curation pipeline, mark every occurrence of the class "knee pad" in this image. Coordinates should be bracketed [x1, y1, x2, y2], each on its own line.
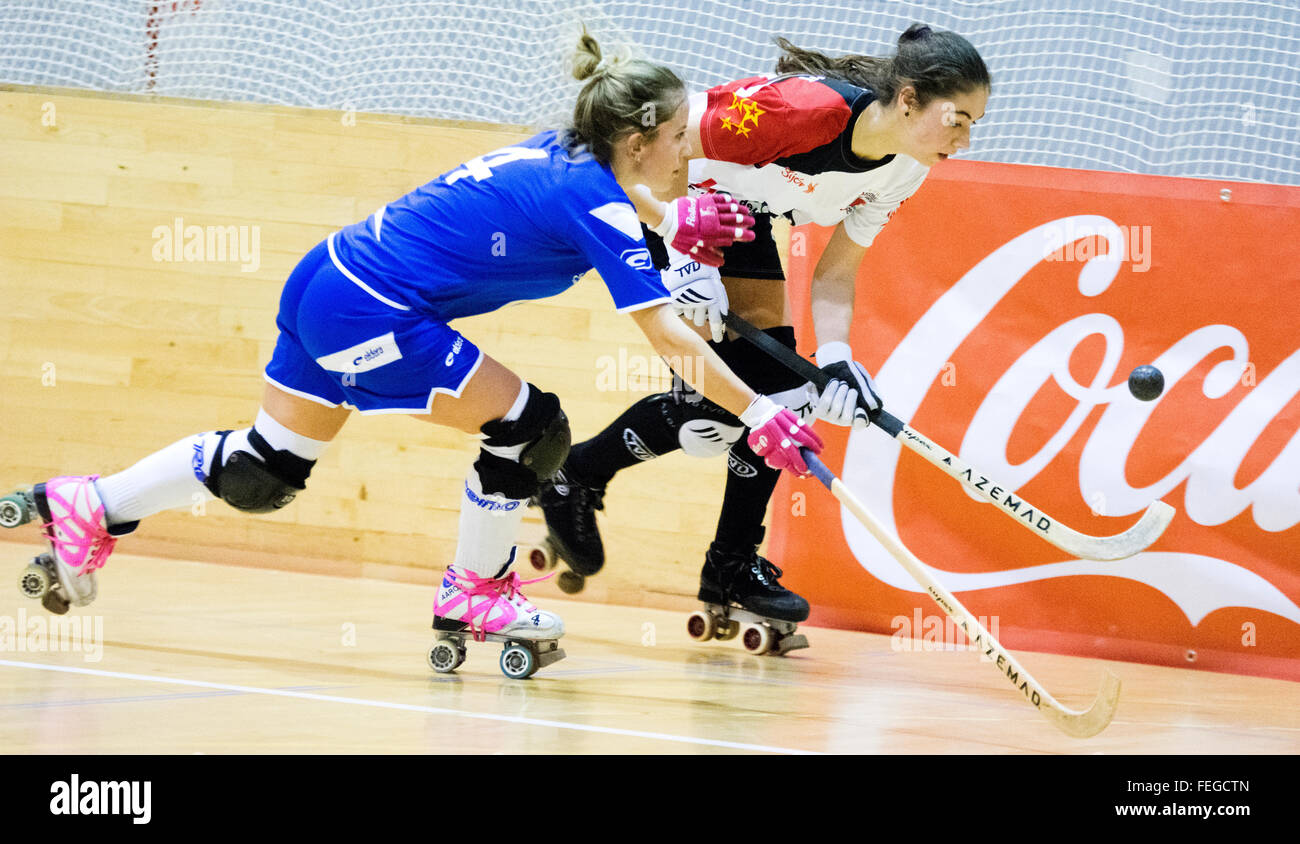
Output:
[475, 385, 572, 499]
[639, 392, 744, 458]
[203, 428, 314, 513]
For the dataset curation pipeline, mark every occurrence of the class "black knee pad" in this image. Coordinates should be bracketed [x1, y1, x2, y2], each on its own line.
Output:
[204, 428, 314, 513]
[476, 385, 572, 498]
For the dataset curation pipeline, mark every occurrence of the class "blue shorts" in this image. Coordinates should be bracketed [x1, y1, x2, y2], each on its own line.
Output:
[264, 236, 484, 414]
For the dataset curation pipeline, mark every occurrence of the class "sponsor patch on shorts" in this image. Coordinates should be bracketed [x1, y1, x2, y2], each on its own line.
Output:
[315, 332, 403, 374]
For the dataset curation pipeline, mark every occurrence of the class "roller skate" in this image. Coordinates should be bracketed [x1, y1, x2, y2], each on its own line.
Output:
[687, 527, 810, 656]
[2, 476, 126, 614]
[427, 558, 566, 680]
[527, 467, 605, 595]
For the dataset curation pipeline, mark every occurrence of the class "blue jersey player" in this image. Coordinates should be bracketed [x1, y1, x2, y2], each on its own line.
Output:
[5, 30, 823, 679]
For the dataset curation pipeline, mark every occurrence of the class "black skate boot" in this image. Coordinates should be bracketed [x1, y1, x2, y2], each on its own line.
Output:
[530, 467, 606, 593]
[688, 527, 810, 655]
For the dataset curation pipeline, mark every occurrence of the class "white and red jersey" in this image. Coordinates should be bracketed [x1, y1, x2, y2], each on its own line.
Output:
[689, 74, 929, 248]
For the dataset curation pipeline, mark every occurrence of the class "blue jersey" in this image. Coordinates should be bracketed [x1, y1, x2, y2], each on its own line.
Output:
[330, 130, 671, 320]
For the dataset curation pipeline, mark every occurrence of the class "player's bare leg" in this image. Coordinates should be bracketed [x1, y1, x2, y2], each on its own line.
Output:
[414, 353, 567, 679]
[4, 381, 344, 612]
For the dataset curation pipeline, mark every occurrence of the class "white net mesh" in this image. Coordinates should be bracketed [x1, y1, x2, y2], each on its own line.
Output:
[2, 0, 1297, 184]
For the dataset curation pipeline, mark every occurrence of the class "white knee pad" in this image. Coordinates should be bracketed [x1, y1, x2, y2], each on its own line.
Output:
[678, 419, 744, 458]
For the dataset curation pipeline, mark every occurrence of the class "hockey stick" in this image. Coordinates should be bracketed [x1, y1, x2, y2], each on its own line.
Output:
[723, 312, 1175, 561]
[801, 448, 1120, 737]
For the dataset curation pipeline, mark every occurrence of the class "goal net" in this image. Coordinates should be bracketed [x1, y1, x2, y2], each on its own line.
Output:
[2, 0, 1296, 184]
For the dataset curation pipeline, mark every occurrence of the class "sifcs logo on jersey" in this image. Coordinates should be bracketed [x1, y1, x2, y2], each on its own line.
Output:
[621, 248, 654, 270]
[720, 92, 765, 137]
[780, 168, 817, 194]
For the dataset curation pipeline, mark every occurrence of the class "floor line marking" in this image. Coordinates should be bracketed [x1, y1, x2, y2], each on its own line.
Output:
[0, 659, 821, 754]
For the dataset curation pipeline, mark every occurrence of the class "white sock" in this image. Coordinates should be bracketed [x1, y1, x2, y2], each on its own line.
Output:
[95, 413, 330, 525]
[250, 408, 331, 460]
[451, 464, 526, 578]
[95, 435, 216, 526]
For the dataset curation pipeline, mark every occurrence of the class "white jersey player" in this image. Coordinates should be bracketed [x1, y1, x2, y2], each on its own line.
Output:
[538, 24, 991, 650]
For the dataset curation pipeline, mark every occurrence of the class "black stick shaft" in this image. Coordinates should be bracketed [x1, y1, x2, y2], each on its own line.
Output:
[722, 312, 904, 437]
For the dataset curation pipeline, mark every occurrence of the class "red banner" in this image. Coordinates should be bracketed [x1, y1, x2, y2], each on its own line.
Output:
[772, 159, 1300, 681]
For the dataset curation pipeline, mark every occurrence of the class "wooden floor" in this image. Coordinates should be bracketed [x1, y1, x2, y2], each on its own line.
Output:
[1, 541, 1296, 754]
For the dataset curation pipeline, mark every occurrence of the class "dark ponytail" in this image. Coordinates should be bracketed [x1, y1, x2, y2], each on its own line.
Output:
[775, 23, 990, 108]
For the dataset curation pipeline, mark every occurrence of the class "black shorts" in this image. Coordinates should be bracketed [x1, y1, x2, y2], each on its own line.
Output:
[643, 212, 786, 281]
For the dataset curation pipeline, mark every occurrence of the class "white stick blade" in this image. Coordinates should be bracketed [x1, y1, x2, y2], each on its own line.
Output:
[1071, 500, 1176, 561]
[1042, 670, 1121, 738]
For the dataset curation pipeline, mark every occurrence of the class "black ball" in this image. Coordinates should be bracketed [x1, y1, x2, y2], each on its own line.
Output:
[1128, 365, 1164, 401]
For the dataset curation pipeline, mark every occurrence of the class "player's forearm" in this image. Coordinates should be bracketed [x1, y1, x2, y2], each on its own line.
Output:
[809, 264, 856, 347]
[808, 226, 868, 347]
[630, 305, 755, 417]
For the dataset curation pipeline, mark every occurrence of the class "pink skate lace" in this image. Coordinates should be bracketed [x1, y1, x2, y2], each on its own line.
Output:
[440, 568, 552, 642]
[41, 475, 117, 574]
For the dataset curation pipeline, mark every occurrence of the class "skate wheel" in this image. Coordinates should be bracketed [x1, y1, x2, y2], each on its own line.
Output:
[427, 640, 465, 674]
[41, 591, 70, 616]
[556, 570, 585, 594]
[0, 495, 30, 529]
[528, 539, 556, 573]
[686, 610, 716, 642]
[18, 562, 52, 599]
[742, 624, 774, 655]
[715, 620, 740, 641]
[500, 644, 538, 680]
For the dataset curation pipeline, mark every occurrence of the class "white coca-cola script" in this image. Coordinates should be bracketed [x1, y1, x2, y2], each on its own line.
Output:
[840, 215, 1300, 627]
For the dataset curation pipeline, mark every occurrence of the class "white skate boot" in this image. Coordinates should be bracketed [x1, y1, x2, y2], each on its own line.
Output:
[427, 561, 566, 679]
[11, 476, 122, 612]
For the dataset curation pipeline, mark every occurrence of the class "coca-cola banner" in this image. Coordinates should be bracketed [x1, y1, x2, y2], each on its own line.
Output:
[771, 160, 1300, 681]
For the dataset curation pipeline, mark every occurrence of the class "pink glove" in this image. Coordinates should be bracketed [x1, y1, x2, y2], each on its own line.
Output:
[740, 395, 825, 477]
[653, 193, 756, 268]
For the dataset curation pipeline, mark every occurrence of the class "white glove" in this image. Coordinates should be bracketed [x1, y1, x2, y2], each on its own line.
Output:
[663, 245, 728, 343]
[814, 341, 882, 428]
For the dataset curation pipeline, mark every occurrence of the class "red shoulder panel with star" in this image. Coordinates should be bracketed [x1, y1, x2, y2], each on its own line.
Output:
[699, 75, 855, 167]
